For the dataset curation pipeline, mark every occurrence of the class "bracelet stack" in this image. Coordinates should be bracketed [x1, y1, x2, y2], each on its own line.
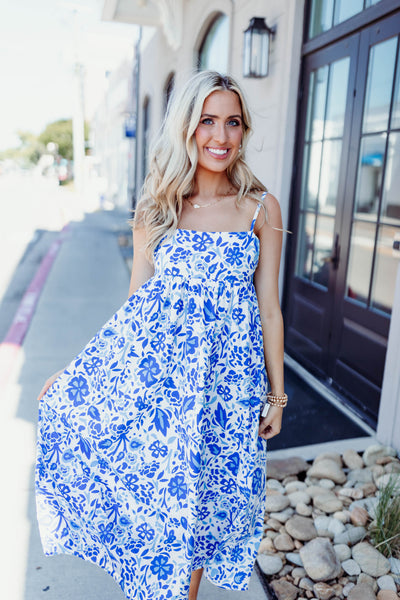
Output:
[266, 392, 288, 408]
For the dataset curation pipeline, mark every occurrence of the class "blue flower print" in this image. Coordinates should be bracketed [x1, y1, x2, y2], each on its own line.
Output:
[168, 474, 187, 500]
[149, 440, 168, 458]
[192, 232, 212, 251]
[35, 203, 269, 600]
[232, 307, 245, 324]
[137, 356, 161, 386]
[150, 553, 174, 581]
[150, 332, 166, 352]
[66, 375, 89, 406]
[83, 356, 102, 375]
[224, 246, 244, 266]
[136, 522, 155, 541]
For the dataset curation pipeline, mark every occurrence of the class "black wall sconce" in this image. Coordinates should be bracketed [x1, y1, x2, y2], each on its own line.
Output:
[243, 17, 276, 78]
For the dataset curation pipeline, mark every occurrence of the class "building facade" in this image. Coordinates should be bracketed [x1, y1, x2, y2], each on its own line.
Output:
[103, 0, 400, 449]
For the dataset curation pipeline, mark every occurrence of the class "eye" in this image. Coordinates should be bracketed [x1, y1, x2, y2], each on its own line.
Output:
[201, 117, 213, 125]
[228, 119, 241, 127]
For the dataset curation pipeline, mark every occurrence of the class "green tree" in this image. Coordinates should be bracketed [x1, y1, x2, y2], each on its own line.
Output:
[0, 131, 44, 166]
[39, 119, 74, 160]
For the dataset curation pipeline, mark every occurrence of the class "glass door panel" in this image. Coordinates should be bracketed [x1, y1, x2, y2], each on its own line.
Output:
[296, 56, 350, 289]
[346, 34, 400, 313]
[363, 37, 398, 132]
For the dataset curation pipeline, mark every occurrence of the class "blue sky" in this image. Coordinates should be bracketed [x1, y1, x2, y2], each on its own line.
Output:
[0, 0, 138, 150]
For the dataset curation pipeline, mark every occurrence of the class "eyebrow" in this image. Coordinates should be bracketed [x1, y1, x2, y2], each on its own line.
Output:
[201, 113, 242, 119]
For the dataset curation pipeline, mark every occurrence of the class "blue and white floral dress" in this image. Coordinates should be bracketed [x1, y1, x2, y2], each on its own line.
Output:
[36, 201, 268, 600]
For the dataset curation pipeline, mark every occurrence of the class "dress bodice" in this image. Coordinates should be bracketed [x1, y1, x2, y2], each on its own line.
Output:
[154, 228, 260, 286]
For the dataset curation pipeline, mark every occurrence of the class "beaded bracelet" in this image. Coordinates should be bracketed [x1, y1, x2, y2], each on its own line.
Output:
[266, 392, 288, 407]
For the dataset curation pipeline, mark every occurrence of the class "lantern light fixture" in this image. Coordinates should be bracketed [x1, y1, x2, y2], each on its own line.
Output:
[243, 17, 276, 78]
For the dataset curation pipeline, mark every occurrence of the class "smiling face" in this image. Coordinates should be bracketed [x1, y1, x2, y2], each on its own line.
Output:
[194, 90, 243, 175]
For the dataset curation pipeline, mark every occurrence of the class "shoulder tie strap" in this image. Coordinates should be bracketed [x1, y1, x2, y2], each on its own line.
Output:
[250, 192, 267, 232]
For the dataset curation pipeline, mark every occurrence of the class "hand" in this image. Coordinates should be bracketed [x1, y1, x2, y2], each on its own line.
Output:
[258, 405, 283, 440]
[37, 369, 64, 402]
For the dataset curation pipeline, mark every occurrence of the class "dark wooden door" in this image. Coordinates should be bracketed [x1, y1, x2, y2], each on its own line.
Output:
[285, 12, 400, 424]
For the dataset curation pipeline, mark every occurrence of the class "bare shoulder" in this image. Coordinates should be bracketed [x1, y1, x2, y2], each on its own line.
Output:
[252, 192, 283, 236]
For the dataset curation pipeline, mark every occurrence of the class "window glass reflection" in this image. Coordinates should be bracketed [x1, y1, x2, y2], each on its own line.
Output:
[301, 142, 322, 211]
[381, 133, 400, 224]
[312, 215, 335, 287]
[305, 66, 329, 141]
[308, 0, 334, 39]
[371, 226, 400, 313]
[334, 0, 363, 25]
[363, 37, 397, 133]
[198, 14, 229, 73]
[296, 212, 316, 280]
[391, 44, 400, 129]
[346, 221, 375, 304]
[319, 140, 343, 215]
[325, 58, 350, 138]
[354, 134, 386, 217]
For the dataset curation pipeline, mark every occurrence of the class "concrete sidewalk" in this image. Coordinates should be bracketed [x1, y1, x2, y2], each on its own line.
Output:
[0, 209, 267, 600]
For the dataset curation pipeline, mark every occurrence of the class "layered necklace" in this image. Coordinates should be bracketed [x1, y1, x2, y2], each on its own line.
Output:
[186, 188, 236, 209]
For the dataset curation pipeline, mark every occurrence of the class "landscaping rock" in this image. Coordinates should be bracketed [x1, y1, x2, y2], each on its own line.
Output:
[342, 558, 361, 576]
[270, 508, 294, 523]
[270, 578, 299, 600]
[288, 490, 311, 507]
[388, 557, 400, 575]
[266, 494, 290, 512]
[285, 480, 307, 493]
[352, 542, 391, 577]
[286, 552, 304, 566]
[347, 468, 374, 484]
[376, 591, 399, 600]
[308, 458, 346, 484]
[292, 567, 306, 579]
[296, 502, 313, 516]
[347, 582, 377, 600]
[319, 478, 335, 490]
[314, 492, 343, 513]
[300, 537, 341, 581]
[274, 532, 295, 551]
[350, 506, 369, 527]
[376, 575, 397, 592]
[299, 576, 314, 591]
[334, 544, 351, 561]
[256, 553, 283, 575]
[342, 582, 355, 597]
[286, 515, 317, 541]
[314, 452, 343, 467]
[357, 573, 378, 592]
[343, 449, 364, 470]
[362, 445, 396, 467]
[267, 457, 310, 480]
[334, 526, 366, 545]
[313, 582, 336, 600]
[375, 473, 400, 492]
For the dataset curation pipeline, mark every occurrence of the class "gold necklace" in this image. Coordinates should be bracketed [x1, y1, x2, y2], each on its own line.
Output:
[186, 189, 235, 209]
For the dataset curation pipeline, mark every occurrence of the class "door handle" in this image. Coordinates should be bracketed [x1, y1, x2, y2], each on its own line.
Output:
[329, 233, 340, 270]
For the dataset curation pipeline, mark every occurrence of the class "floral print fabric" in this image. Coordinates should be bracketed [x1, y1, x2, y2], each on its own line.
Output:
[35, 202, 268, 600]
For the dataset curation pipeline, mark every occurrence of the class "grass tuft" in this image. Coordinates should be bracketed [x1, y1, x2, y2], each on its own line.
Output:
[369, 471, 400, 559]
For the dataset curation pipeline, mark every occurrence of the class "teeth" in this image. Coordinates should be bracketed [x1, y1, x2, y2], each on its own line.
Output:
[207, 148, 228, 156]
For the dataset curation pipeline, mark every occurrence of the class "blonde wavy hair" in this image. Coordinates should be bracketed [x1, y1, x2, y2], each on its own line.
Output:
[132, 70, 267, 262]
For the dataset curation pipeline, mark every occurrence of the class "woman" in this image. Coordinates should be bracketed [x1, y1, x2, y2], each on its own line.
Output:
[36, 70, 287, 600]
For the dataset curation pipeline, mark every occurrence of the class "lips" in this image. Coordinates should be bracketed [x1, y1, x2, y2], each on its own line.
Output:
[206, 147, 229, 158]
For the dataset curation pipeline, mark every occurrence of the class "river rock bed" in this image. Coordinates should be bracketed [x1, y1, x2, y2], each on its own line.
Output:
[258, 445, 400, 600]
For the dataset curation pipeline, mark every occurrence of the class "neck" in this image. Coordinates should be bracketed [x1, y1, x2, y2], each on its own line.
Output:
[192, 167, 233, 199]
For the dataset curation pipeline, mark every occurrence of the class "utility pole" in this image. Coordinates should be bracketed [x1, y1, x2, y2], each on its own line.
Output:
[133, 26, 142, 211]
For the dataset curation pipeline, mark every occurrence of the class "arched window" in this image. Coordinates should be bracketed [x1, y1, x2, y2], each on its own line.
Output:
[163, 72, 175, 113]
[198, 13, 229, 73]
[142, 96, 150, 183]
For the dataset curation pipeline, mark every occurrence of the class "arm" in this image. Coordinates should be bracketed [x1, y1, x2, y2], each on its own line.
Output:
[253, 193, 285, 440]
[128, 227, 155, 297]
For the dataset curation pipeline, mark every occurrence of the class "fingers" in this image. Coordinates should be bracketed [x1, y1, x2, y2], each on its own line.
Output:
[258, 416, 281, 440]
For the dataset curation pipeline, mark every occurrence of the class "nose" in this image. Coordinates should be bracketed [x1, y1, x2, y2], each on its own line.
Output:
[213, 122, 227, 144]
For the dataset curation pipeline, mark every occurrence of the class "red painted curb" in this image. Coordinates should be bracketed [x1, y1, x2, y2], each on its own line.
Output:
[0, 225, 69, 388]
